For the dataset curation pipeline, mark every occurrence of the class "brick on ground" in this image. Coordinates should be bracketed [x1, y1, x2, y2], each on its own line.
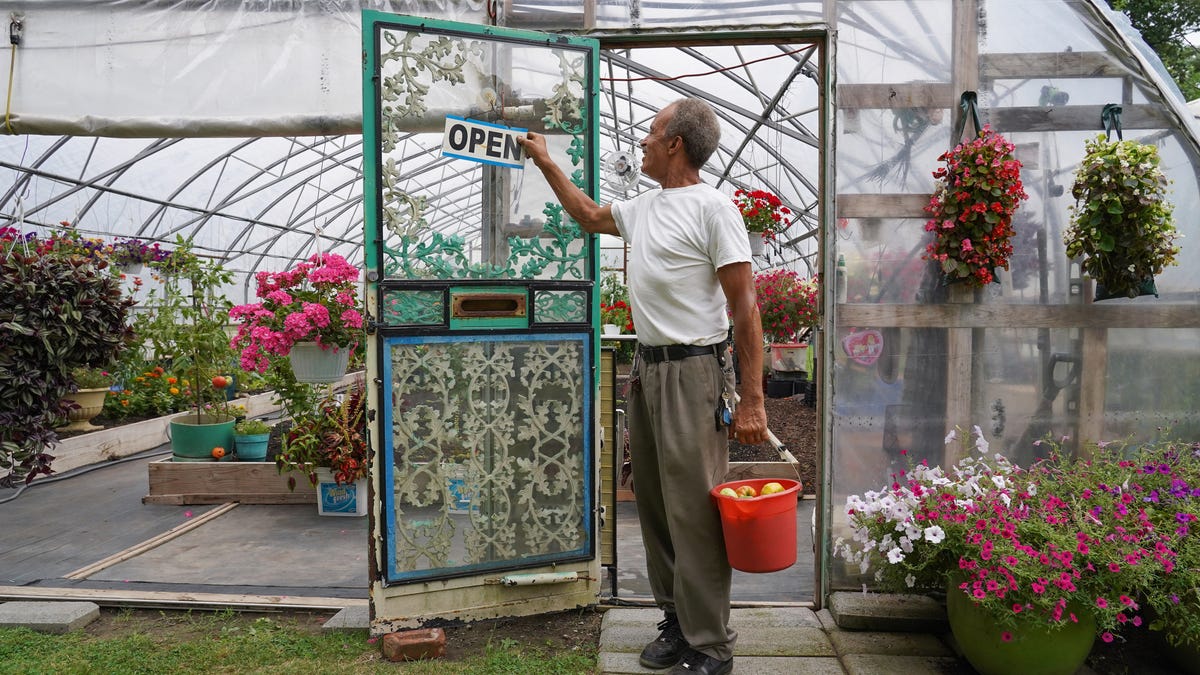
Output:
[381, 627, 446, 662]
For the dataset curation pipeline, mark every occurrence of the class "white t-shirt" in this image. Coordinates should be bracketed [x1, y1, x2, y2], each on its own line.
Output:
[611, 183, 752, 347]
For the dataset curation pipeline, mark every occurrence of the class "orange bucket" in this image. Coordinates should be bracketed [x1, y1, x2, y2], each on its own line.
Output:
[710, 478, 801, 573]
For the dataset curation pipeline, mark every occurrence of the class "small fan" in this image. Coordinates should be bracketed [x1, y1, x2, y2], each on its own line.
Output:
[602, 150, 640, 192]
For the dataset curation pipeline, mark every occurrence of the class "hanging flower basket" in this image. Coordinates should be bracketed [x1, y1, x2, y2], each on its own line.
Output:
[289, 341, 351, 384]
[1064, 134, 1179, 301]
[922, 126, 1028, 288]
[734, 188, 792, 244]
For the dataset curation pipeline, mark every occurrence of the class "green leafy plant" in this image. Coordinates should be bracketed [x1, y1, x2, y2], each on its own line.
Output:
[922, 127, 1028, 288]
[0, 227, 134, 486]
[1064, 135, 1179, 300]
[234, 419, 271, 435]
[277, 379, 367, 488]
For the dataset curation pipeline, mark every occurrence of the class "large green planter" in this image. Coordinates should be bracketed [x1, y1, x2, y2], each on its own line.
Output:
[946, 583, 1095, 675]
[234, 432, 270, 462]
[169, 414, 235, 462]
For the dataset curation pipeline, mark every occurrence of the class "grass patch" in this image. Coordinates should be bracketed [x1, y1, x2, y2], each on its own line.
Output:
[0, 611, 597, 675]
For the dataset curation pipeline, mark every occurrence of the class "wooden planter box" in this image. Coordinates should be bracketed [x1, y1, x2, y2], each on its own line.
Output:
[144, 458, 316, 505]
[616, 461, 804, 502]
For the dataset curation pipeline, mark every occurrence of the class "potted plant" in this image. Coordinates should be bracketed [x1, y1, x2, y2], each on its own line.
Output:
[107, 237, 171, 274]
[1, 226, 134, 486]
[233, 418, 272, 462]
[733, 188, 793, 255]
[58, 366, 115, 433]
[836, 427, 1187, 675]
[754, 269, 818, 395]
[600, 300, 631, 336]
[277, 379, 368, 515]
[922, 126, 1028, 288]
[162, 242, 238, 462]
[1064, 134, 1180, 300]
[229, 252, 363, 384]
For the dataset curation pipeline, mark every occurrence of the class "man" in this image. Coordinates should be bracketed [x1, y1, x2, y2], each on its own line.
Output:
[520, 98, 767, 675]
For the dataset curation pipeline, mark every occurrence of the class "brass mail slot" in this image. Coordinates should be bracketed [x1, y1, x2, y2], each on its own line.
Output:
[451, 293, 527, 318]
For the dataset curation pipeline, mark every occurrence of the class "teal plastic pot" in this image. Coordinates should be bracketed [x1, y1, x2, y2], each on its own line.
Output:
[169, 415, 235, 462]
[946, 583, 1095, 675]
[234, 433, 271, 462]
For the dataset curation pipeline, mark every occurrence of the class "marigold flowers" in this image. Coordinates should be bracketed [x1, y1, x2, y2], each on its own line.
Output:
[922, 127, 1028, 288]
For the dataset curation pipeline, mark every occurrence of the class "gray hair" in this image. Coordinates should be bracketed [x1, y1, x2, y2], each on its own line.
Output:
[664, 98, 720, 169]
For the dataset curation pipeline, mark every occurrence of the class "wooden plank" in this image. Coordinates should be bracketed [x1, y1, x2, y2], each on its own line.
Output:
[145, 459, 317, 505]
[599, 349, 616, 567]
[836, 193, 929, 219]
[0, 585, 366, 610]
[726, 462, 806, 490]
[987, 104, 1171, 133]
[836, 82, 955, 109]
[980, 52, 1124, 80]
[837, 302, 1200, 329]
[66, 503, 239, 579]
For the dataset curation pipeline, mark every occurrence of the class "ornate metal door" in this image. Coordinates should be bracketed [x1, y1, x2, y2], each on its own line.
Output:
[362, 11, 600, 627]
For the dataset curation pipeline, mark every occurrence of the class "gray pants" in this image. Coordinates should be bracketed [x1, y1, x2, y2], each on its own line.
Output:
[628, 350, 737, 661]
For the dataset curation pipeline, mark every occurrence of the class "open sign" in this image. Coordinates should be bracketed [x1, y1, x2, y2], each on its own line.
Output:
[442, 116, 526, 169]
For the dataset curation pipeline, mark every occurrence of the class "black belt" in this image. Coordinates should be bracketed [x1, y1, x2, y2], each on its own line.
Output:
[639, 341, 726, 364]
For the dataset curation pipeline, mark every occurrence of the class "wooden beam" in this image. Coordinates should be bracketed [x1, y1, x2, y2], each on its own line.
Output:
[837, 302, 1200, 329]
[836, 83, 955, 109]
[986, 104, 1171, 133]
[836, 193, 930, 219]
[0, 585, 365, 610]
[66, 503, 239, 579]
[1077, 327, 1109, 449]
[980, 52, 1124, 80]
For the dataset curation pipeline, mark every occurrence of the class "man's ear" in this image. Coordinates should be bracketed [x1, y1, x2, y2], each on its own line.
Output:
[667, 136, 683, 154]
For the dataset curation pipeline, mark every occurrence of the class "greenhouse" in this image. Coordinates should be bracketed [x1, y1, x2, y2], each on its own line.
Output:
[2, 0, 1199, 671]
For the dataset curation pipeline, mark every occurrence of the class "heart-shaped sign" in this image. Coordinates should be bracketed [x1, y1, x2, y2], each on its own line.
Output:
[842, 329, 884, 366]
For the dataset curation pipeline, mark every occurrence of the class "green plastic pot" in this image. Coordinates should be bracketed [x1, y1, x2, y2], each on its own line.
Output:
[234, 432, 271, 462]
[169, 415, 235, 462]
[946, 582, 1095, 675]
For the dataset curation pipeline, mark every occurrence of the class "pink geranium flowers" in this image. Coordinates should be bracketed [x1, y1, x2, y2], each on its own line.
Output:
[229, 252, 363, 373]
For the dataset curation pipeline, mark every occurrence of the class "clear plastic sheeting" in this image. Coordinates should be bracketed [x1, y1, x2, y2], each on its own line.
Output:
[1, 0, 488, 137]
[827, 0, 1200, 593]
[0, 0, 1197, 604]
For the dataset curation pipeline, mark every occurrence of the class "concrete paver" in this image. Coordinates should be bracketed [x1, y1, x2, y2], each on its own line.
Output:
[0, 601, 100, 634]
[598, 603, 969, 675]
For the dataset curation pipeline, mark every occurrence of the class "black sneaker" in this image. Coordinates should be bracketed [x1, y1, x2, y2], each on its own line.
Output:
[638, 614, 689, 669]
[669, 648, 733, 675]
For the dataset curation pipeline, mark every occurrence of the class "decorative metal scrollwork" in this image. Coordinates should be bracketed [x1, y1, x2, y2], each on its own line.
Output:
[388, 338, 587, 577]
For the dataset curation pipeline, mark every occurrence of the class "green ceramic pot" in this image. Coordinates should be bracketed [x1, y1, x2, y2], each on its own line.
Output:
[946, 582, 1095, 675]
[169, 414, 235, 462]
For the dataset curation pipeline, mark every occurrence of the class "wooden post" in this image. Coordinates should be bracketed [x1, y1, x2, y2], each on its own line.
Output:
[1077, 279, 1108, 456]
[945, 0, 980, 465]
[945, 284, 974, 464]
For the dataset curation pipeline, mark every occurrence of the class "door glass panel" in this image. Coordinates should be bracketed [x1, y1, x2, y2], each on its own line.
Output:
[383, 334, 593, 582]
[375, 26, 592, 282]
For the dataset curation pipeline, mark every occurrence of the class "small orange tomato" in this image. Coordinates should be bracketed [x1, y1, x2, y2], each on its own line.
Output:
[211, 447, 226, 459]
[212, 375, 229, 389]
